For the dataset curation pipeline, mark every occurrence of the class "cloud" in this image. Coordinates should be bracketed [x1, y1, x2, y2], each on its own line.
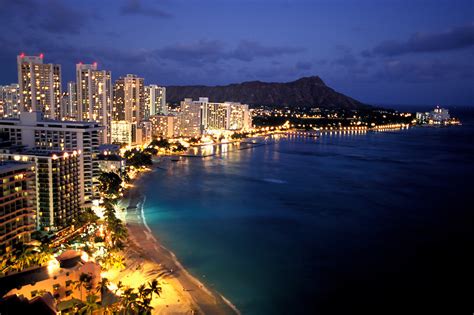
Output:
[0, 0, 89, 35]
[376, 58, 474, 82]
[296, 61, 312, 70]
[229, 40, 305, 62]
[372, 23, 474, 56]
[155, 40, 226, 66]
[120, 0, 172, 18]
[333, 53, 358, 67]
[155, 40, 304, 66]
[39, 0, 90, 34]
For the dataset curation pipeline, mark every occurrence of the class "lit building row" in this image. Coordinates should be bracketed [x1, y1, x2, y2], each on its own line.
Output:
[0, 111, 103, 207]
[3, 54, 168, 145]
[177, 97, 252, 137]
[416, 107, 451, 125]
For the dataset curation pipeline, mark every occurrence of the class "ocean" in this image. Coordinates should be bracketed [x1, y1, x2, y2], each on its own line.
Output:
[139, 107, 473, 314]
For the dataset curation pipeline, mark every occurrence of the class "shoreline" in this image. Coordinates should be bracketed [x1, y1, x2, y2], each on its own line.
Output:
[120, 160, 239, 315]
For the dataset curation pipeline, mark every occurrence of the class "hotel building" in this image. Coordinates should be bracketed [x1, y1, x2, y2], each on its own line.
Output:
[110, 120, 133, 145]
[178, 98, 252, 136]
[0, 84, 21, 119]
[0, 162, 36, 252]
[150, 114, 178, 138]
[62, 81, 78, 120]
[0, 112, 103, 207]
[17, 54, 62, 119]
[178, 98, 203, 137]
[110, 120, 150, 146]
[0, 150, 81, 231]
[145, 85, 167, 118]
[113, 74, 145, 124]
[76, 63, 113, 143]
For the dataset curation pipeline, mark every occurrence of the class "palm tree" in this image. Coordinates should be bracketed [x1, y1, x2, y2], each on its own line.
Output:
[137, 296, 153, 314]
[96, 277, 110, 299]
[147, 279, 162, 299]
[79, 293, 100, 315]
[0, 251, 13, 273]
[34, 244, 53, 266]
[75, 272, 93, 301]
[16, 246, 35, 271]
[120, 287, 139, 314]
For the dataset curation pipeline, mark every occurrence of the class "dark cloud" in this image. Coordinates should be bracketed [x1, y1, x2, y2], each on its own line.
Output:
[333, 53, 358, 67]
[156, 40, 304, 66]
[39, 0, 89, 34]
[229, 40, 305, 62]
[296, 61, 312, 70]
[120, 0, 172, 18]
[0, 0, 89, 35]
[376, 59, 474, 82]
[372, 23, 474, 56]
[156, 40, 226, 66]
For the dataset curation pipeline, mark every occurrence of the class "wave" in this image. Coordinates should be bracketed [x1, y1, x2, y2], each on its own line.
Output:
[263, 178, 287, 184]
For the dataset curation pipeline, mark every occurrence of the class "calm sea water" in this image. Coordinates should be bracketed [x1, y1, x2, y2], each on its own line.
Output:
[140, 108, 473, 315]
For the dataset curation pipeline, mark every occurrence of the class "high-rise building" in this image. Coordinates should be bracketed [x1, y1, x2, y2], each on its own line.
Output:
[178, 98, 251, 136]
[145, 85, 167, 118]
[17, 54, 61, 119]
[178, 98, 203, 137]
[228, 102, 252, 130]
[63, 81, 78, 120]
[0, 162, 36, 252]
[0, 150, 81, 231]
[110, 121, 133, 145]
[0, 112, 103, 207]
[150, 114, 178, 138]
[0, 84, 21, 119]
[110, 120, 150, 146]
[113, 74, 145, 124]
[202, 100, 251, 131]
[76, 63, 112, 143]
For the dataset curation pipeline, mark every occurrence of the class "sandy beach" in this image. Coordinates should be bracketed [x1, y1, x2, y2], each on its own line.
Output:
[114, 162, 239, 315]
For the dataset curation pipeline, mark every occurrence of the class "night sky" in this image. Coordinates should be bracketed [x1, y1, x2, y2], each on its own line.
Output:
[0, 0, 473, 106]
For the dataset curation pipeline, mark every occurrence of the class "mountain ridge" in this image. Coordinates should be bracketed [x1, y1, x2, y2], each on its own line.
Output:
[165, 76, 370, 109]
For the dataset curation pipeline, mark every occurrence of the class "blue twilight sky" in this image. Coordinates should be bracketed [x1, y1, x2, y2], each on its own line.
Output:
[0, 0, 473, 106]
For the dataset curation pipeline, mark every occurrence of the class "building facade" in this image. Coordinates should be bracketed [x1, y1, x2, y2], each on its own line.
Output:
[17, 54, 62, 119]
[178, 98, 203, 137]
[110, 120, 132, 145]
[178, 98, 252, 136]
[0, 112, 103, 207]
[150, 114, 178, 138]
[113, 75, 145, 124]
[145, 85, 167, 118]
[76, 63, 112, 143]
[0, 150, 81, 231]
[0, 84, 21, 119]
[63, 81, 78, 121]
[0, 162, 36, 252]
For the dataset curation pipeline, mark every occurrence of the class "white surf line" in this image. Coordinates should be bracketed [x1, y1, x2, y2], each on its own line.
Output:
[139, 194, 153, 234]
[138, 191, 241, 314]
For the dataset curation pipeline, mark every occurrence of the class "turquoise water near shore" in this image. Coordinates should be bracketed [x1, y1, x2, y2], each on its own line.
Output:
[140, 110, 473, 314]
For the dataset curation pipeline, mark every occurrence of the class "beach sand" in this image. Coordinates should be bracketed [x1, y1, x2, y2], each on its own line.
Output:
[111, 163, 239, 315]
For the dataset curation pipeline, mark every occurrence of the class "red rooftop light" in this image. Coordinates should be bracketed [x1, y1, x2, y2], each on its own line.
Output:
[20, 52, 25, 58]
[39, 53, 44, 58]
